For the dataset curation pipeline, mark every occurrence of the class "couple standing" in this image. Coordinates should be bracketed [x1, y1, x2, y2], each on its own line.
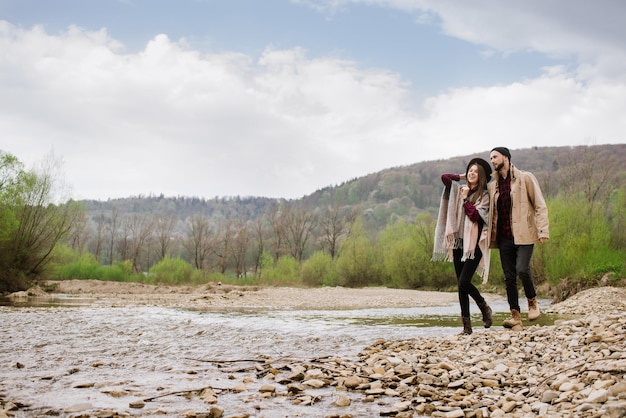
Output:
[433, 147, 550, 334]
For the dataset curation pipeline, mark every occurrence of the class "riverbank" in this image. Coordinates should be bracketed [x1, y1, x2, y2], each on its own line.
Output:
[23, 279, 626, 314]
[1, 283, 625, 417]
[42, 279, 465, 310]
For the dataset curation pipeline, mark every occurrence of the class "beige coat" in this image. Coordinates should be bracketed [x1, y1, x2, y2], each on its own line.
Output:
[488, 164, 549, 248]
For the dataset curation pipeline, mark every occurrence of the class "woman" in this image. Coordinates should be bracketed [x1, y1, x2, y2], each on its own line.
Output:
[432, 158, 493, 335]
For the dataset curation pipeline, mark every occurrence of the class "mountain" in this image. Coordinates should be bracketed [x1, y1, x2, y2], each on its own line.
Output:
[82, 144, 626, 229]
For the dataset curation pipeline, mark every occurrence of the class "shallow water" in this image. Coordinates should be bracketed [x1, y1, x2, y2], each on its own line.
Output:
[0, 296, 557, 417]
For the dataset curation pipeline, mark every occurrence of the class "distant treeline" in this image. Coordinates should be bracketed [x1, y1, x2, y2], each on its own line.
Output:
[1, 144, 625, 294]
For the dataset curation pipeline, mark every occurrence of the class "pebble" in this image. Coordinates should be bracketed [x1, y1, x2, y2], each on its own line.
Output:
[257, 311, 622, 417]
[2, 294, 625, 417]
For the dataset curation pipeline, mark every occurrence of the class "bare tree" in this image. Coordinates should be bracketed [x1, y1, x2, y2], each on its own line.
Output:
[126, 213, 155, 273]
[211, 218, 234, 274]
[153, 213, 178, 261]
[66, 212, 90, 254]
[557, 145, 619, 209]
[318, 205, 356, 259]
[268, 204, 288, 261]
[92, 213, 106, 263]
[231, 219, 250, 277]
[250, 216, 266, 276]
[284, 205, 316, 262]
[116, 218, 130, 263]
[106, 207, 120, 265]
[183, 215, 211, 271]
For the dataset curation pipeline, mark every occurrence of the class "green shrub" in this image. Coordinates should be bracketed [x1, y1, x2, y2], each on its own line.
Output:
[543, 194, 625, 284]
[336, 217, 381, 287]
[148, 256, 196, 285]
[301, 251, 337, 286]
[55, 254, 134, 282]
[260, 254, 300, 285]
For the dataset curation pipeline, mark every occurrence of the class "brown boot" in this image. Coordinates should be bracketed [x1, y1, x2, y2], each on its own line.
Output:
[476, 299, 492, 328]
[459, 317, 472, 335]
[528, 297, 540, 321]
[503, 309, 523, 331]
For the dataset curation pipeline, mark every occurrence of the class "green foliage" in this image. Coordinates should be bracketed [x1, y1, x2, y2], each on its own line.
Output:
[4, 145, 625, 293]
[301, 251, 338, 286]
[379, 215, 456, 289]
[260, 254, 301, 285]
[56, 253, 135, 282]
[336, 217, 382, 287]
[147, 256, 200, 285]
[0, 152, 84, 291]
[608, 187, 626, 249]
[541, 194, 625, 283]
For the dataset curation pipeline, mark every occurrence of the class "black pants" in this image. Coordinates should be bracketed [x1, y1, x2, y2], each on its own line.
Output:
[453, 245, 485, 318]
[498, 237, 536, 312]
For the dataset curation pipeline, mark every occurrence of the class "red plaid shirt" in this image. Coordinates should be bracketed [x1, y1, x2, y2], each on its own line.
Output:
[496, 174, 513, 240]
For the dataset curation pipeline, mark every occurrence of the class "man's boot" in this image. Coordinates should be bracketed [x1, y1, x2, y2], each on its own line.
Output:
[476, 299, 493, 328]
[503, 309, 523, 331]
[459, 317, 472, 335]
[528, 297, 540, 321]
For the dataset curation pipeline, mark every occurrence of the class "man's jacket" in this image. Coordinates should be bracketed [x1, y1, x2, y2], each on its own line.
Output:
[488, 164, 550, 248]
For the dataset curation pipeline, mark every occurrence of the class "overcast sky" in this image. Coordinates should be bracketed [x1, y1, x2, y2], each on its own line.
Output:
[1, 0, 625, 201]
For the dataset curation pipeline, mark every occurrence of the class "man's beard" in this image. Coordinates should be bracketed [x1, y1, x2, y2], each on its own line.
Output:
[495, 162, 505, 172]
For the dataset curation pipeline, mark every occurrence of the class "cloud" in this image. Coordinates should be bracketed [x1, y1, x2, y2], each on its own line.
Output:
[315, 0, 626, 78]
[0, 16, 624, 201]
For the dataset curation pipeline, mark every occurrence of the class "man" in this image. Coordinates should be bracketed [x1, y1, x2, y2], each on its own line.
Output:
[488, 147, 549, 330]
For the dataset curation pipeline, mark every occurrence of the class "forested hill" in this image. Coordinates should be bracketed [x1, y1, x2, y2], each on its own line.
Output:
[82, 144, 626, 228]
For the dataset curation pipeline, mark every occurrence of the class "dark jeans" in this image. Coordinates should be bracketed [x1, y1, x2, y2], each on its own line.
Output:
[453, 245, 485, 317]
[498, 238, 536, 311]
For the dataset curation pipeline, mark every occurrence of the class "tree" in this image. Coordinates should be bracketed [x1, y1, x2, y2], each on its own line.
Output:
[268, 204, 288, 260]
[231, 218, 250, 277]
[284, 205, 316, 262]
[318, 205, 356, 259]
[153, 213, 178, 261]
[183, 215, 211, 271]
[336, 216, 380, 287]
[125, 213, 155, 273]
[0, 152, 83, 292]
[106, 207, 120, 265]
[92, 213, 106, 263]
[250, 216, 267, 277]
[66, 212, 90, 254]
[211, 218, 234, 274]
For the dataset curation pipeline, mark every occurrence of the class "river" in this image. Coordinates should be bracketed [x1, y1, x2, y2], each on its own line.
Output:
[0, 296, 556, 417]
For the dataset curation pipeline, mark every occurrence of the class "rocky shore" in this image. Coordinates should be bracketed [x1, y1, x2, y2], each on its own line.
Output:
[1, 285, 625, 417]
[172, 309, 625, 418]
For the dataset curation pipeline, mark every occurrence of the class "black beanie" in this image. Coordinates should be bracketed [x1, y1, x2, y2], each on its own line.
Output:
[491, 147, 511, 161]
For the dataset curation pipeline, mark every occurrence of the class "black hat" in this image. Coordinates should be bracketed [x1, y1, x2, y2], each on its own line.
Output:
[491, 146, 511, 161]
[466, 157, 492, 180]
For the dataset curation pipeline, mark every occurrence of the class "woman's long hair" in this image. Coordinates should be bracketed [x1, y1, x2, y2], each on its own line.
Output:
[469, 163, 488, 204]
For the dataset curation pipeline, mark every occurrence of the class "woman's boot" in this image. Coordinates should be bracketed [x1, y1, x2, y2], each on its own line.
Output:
[476, 299, 493, 328]
[459, 317, 472, 335]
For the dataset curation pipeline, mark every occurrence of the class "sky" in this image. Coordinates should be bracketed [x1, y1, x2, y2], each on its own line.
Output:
[1, 0, 625, 201]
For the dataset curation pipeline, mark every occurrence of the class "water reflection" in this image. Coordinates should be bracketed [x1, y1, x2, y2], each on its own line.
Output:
[0, 294, 95, 307]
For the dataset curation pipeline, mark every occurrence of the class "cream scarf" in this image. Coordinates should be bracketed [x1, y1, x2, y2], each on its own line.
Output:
[432, 183, 491, 283]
